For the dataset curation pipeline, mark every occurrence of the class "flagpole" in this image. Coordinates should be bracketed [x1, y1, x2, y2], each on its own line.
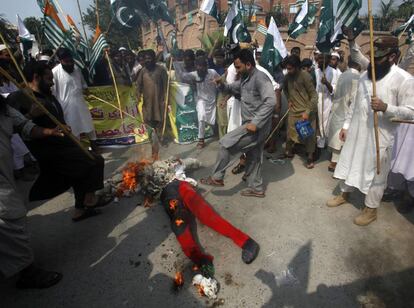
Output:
[52, 0, 72, 28]
[265, 109, 290, 144]
[0, 32, 95, 161]
[368, 0, 381, 174]
[161, 56, 174, 139]
[88, 94, 138, 120]
[105, 51, 125, 132]
[76, 0, 89, 45]
[95, 0, 100, 28]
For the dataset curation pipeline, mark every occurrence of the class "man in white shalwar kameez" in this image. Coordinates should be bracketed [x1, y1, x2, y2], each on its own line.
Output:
[327, 37, 414, 226]
[52, 48, 97, 149]
[315, 54, 339, 149]
[178, 57, 219, 149]
[327, 58, 361, 172]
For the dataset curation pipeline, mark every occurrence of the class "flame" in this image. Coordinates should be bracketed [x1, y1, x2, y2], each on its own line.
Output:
[192, 265, 199, 272]
[174, 272, 184, 287]
[175, 219, 185, 227]
[169, 199, 179, 211]
[116, 160, 151, 197]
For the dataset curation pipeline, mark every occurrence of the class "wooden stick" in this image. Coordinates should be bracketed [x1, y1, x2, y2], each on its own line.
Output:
[0, 33, 95, 161]
[95, 0, 100, 28]
[105, 51, 125, 129]
[285, 35, 290, 44]
[368, 0, 381, 175]
[321, 56, 326, 139]
[0, 67, 21, 88]
[391, 118, 414, 124]
[265, 109, 290, 144]
[161, 56, 174, 138]
[88, 94, 138, 120]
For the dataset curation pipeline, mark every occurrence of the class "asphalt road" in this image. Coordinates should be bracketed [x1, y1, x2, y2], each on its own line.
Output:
[1, 140, 413, 308]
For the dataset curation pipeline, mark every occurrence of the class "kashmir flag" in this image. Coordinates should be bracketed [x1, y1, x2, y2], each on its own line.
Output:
[89, 26, 109, 77]
[256, 20, 267, 35]
[17, 14, 36, 63]
[224, 0, 251, 44]
[392, 14, 414, 44]
[67, 15, 90, 62]
[42, 0, 85, 69]
[259, 17, 288, 76]
[288, 0, 318, 39]
[330, 0, 364, 43]
[316, 0, 335, 53]
[200, 0, 219, 22]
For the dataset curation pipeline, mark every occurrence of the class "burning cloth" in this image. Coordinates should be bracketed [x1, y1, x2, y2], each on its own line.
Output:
[138, 157, 260, 279]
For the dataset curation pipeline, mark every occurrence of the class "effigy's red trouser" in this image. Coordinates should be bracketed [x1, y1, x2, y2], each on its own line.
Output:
[160, 180, 250, 265]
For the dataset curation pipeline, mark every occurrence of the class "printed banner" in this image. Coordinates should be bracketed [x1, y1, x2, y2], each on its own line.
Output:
[168, 82, 213, 144]
[86, 85, 148, 146]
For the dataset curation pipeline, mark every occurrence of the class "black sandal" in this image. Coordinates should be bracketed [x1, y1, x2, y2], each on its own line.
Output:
[72, 208, 101, 222]
[232, 163, 245, 175]
[87, 194, 114, 209]
[16, 266, 62, 289]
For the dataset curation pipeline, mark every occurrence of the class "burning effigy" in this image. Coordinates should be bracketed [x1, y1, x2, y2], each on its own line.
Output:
[107, 156, 260, 299]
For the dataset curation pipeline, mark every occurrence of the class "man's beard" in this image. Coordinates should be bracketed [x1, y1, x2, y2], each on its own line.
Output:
[145, 62, 155, 70]
[62, 64, 74, 74]
[368, 61, 391, 81]
[39, 80, 52, 96]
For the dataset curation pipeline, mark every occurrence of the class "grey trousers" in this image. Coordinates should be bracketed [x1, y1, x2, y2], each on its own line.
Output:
[212, 132, 264, 192]
[0, 217, 33, 278]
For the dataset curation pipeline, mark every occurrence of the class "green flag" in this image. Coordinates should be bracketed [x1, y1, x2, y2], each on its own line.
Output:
[288, 0, 317, 39]
[146, 0, 174, 24]
[316, 0, 335, 53]
[200, 0, 220, 22]
[260, 17, 288, 76]
[330, 0, 364, 43]
[223, 0, 251, 44]
[392, 14, 414, 44]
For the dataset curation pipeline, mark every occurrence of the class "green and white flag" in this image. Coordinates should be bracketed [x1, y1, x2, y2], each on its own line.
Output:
[260, 17, 287, 75]
[200, 0, 219, 22]
[392, 14, 414, 44]
[146, 0, 174, 24]
[224, 0, 251, 44]
[331, 0, 364, 43]
[288, 0, 317, 39]
[316, 0, 335, 53]
[88, 26, 109, 78]
[17, 14, 36, 63]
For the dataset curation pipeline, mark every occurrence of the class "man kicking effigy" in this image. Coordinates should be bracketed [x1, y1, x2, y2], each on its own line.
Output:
[137, 157, 260, 279]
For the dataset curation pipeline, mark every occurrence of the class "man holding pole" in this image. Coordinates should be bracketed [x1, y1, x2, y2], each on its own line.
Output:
[326, 37, 414, 226]
[135, 49, 168, 161]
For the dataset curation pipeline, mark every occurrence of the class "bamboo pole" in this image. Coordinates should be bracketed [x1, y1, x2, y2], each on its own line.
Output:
[265, 109, 290, 144]
[88, 94, 138, 120]
[368, 0, 381, 175]
[0, 33, 95, 161]
[161, 56, 174, 138]
[95, 0, 100, 28]
[105, 51, 125, 130]
[321, 56, 326, 139]
[391, 118, 414, 124]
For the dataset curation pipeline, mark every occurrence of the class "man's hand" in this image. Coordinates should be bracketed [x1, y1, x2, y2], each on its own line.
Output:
[342, 26, 355, 41]
[339, 128, 348, 142]
[43, 125, 71, 138]
[302, 113, 309, 121]
[288, 101, 293, 109]
[246, 123, 257, 133]
[371, 96, 388, 112]
[213, 77, 224, 86]
[321, 76, 328, 85]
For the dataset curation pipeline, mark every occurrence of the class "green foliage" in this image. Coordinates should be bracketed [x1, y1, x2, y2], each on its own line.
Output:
[23, 17, 43, 43]
[266, 3, 289, 28]
[82, 0, 141, 49]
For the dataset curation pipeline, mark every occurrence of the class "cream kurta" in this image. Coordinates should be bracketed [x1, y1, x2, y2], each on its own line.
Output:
[315, 66, 338, 148]
[52, 64, 94, 138]
[334, 65, 414, 194]
[327, 68, 360, 151]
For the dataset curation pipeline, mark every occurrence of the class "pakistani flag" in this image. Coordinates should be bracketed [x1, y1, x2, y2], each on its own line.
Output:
[259, 17, 288, 75]
[330, 0, 364, 43]
[288, 0, 317, 39]
[224, 0, 251, 44]
[392, 14, 414, 44]
[145, 0, 174, 24]
[200, 0, 219, 22]
[17, 14, 36, 63]
[316, 0, 335, 53]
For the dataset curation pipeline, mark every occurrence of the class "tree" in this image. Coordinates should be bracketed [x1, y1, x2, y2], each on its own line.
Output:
[375, 0, 396, 31]
[0, 15, 18, 47]
[396, 0, 414, 20]
[82, 0, 141, 49]
[23, 17, 43, 44]
[266, 3, 289, 28]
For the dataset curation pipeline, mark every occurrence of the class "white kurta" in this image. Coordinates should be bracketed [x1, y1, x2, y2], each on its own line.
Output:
[334, 65, 414, 194]
[52, 64, 94, 138]
[226, 63, 279, 132]
[327, 68, 360, 151]
[315, 66, 338, 148]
